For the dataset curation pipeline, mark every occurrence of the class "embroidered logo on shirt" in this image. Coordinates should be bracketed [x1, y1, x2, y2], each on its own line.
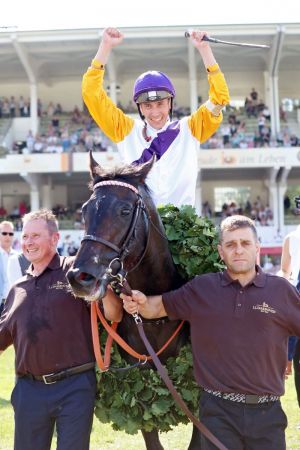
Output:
[253, 302, 276, 314]
[49, 281, 69, 290]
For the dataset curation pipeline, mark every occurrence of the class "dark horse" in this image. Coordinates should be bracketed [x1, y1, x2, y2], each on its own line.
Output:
[67, 153, 200, 450]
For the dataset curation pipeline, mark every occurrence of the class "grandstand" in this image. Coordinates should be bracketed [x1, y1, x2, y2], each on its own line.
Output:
[0, 23, 300, 265]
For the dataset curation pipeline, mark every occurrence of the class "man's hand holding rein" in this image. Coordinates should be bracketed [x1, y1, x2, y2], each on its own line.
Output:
[121, 290, 167, 319]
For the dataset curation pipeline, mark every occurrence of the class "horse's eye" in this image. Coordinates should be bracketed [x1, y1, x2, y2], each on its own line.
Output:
[121, 208, 132, 216]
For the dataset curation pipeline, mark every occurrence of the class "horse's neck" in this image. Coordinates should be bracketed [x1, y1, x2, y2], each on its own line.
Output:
[128, 256, 179, 295]
[128, 204, 182, 295]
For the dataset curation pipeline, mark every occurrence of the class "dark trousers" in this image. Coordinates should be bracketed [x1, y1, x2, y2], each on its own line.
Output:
[11, 370, 96, 450]
[200, 391, 287, 450]
[293, 339, 300, 408]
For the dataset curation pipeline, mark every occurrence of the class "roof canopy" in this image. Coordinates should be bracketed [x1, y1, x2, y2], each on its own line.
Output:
[0, 24, 299, 87]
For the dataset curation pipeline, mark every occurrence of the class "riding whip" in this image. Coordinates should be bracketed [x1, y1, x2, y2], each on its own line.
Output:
[185, 31, 270, 49]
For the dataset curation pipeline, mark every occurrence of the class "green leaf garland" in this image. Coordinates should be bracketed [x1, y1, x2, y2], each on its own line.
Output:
[158, 204, 224, 280]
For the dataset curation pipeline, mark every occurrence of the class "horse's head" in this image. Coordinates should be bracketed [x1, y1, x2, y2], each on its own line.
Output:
[67, 152, 155, 302]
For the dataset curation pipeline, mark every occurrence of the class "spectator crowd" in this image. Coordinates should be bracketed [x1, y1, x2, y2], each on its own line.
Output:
[10, 108, 116, 155]
[1, 88, 300, 154]
[202, 88, 300, 150]
[202, 196, 274, 227]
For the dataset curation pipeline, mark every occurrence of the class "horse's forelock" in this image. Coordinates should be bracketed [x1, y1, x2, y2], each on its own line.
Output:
[89, 163, 151, 192]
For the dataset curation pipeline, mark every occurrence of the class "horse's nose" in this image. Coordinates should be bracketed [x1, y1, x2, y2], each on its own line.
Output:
[67, 267, 109, 301]
[67, 268, 96, 287]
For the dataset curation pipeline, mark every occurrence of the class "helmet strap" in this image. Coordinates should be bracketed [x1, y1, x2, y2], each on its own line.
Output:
[137, 104, 144, 120]
[142, 123, 151, 142]
[169, 98, 173, 121]
[137, 104, 151, 142]
[137, 99, 173, 141]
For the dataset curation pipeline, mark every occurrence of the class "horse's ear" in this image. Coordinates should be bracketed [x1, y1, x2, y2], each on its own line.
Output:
[89, 150, 99, 179]
[137, 155, 156, 183]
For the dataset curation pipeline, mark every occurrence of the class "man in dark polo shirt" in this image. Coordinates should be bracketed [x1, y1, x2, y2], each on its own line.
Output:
[0, 209, 121, 450]
[122, 215, 300, 450]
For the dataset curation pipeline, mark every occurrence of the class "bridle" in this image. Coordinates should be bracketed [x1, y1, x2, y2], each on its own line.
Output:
[81, 180, 150, 287]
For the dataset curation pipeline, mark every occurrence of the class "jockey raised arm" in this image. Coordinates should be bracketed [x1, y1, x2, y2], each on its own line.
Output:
[82, 27, 230, 207]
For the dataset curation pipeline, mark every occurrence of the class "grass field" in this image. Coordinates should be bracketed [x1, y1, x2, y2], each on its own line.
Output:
[1, 346, 300, 449]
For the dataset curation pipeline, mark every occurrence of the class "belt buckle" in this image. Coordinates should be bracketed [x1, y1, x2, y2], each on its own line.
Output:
[245, 394, 259, 404]
[42, 373, 56, 384]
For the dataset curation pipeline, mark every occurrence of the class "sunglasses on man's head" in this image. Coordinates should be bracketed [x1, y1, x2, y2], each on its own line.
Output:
[1, 232, 14, 236]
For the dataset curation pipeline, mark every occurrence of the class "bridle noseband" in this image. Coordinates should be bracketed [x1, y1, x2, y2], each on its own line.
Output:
[81, 180, 150, 285]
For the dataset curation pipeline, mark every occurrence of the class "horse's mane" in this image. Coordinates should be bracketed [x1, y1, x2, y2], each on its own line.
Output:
[89, 162, 152, 197]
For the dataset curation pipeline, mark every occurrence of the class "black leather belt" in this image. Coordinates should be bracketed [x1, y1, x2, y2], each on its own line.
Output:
[20, 362, 95, 384]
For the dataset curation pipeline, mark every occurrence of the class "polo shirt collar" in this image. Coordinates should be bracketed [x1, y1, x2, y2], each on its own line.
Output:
[221, 265, 266, 287]
[27, 252, 61, 276]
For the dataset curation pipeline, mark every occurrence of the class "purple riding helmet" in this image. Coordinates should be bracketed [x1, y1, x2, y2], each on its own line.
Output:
[133, 71, 176, 121]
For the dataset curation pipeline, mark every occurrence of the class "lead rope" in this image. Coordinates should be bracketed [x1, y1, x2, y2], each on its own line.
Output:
[133, 313, 228, 450]
[120, 277, 228, 450]
[91, 277, 228, 448]
[91, 299, 185, 367]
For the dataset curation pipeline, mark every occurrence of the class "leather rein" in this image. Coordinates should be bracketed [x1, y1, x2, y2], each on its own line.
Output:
[85, 180, 228, 450]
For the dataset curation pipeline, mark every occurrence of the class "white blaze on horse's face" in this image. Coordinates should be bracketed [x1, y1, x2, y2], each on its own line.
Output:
[95, 196, 105, 211]
[92, 255, 100, 265]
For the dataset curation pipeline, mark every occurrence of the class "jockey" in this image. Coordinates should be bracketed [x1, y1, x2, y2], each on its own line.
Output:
[82, 27, 230, 208]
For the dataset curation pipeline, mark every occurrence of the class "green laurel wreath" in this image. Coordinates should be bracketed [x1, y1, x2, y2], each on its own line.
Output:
[95, 205, 224, 434]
